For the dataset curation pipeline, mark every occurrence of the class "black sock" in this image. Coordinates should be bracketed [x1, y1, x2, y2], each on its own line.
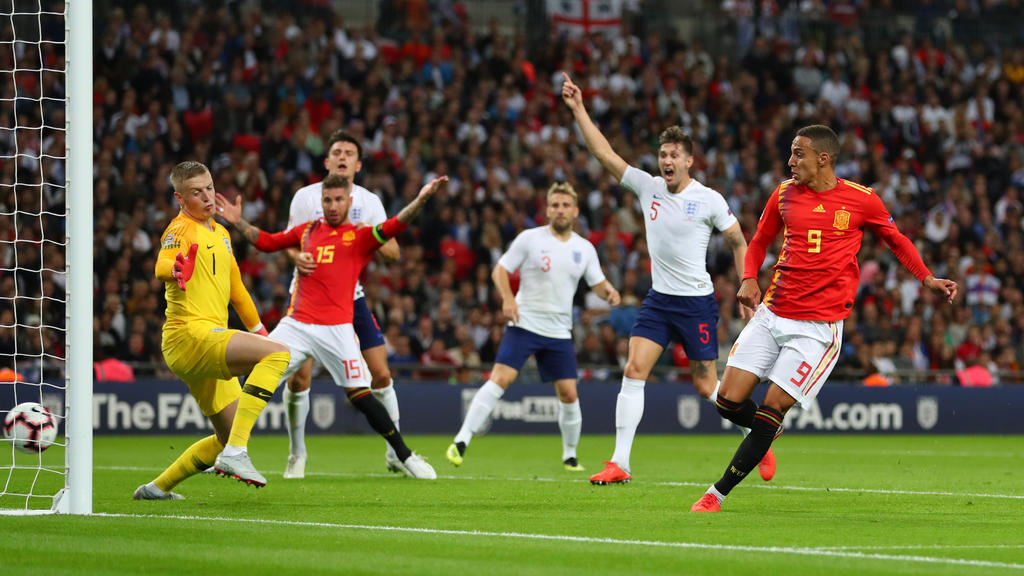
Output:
[715, 395, 757, 428]
[713, 406, 783, 496]
[455, 441, 466, 456]
[348, 388, 412, 461]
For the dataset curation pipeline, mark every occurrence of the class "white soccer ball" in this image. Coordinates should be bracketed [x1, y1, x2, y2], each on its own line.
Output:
[3, 402, 58, 453]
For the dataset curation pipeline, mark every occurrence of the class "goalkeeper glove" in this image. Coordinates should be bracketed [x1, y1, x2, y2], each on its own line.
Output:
[172, 243, 199, 291]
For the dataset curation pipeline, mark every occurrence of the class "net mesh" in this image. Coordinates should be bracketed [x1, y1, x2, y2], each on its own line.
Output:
[0, 0, 69, 512]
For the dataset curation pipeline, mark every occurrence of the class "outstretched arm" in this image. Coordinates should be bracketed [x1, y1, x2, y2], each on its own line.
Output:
[561, 72, 628, 181]
[215, 192, 302, 252]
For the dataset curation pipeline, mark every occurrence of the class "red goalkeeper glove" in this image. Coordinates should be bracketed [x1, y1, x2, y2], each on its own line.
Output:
[172, 243, 199, 291]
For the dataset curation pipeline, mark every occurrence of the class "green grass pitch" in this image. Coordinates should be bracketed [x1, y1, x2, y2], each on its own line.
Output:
[2, 434, 1022, 575]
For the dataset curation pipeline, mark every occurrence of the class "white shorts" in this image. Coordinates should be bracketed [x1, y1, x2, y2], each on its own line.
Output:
[270, 316, 371, 388]
[725, 304, 843, 407]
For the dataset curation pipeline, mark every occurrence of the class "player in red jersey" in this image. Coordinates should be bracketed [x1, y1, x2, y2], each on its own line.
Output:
[215, 172, 448, 479]
[691, 125, 958, 511]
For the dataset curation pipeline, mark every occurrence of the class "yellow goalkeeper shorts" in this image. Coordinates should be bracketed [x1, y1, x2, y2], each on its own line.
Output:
[162, 323, 242, 416]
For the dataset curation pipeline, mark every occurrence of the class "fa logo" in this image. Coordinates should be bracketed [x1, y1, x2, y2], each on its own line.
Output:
[351, 207, 363, 222]
[223, 236, 232, 255]
[684, 201, 699, 217]
[572, 251, 582, 264]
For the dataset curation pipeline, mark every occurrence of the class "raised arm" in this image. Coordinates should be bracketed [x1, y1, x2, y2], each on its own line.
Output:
[561, 72, 628, 181]
[215, 192, 302, 252]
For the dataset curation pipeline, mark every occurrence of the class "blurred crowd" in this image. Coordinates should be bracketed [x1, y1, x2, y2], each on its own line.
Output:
[2, 0, 1023, 385]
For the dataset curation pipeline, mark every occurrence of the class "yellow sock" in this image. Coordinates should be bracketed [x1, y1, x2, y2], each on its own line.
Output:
[153, 434, 224, 492]
[227, 350, 289, 448]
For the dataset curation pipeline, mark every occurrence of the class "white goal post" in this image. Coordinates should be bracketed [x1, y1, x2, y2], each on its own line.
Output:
[0, 0, 91, 515]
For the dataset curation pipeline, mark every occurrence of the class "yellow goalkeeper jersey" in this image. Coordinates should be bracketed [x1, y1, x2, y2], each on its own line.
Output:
[155, 212, 261, 332]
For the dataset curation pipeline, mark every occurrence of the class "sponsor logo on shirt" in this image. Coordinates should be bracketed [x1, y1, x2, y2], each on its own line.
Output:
[161, 233, 180, 250]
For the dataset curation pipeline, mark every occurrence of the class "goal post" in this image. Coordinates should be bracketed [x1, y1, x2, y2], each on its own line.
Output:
[63, 0, 92, 515]
[0, 0, 91, 515]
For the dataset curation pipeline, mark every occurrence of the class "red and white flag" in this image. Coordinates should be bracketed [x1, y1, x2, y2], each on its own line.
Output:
[546, 0, 623, 37]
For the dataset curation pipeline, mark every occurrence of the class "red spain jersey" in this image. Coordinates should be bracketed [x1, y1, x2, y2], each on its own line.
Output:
[744, 178, 931, 321]
[254, 217, 407, 325]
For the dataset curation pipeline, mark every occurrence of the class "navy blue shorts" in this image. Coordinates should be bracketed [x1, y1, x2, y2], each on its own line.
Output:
[352, 297, 386, 351]
[494, 326, 578, 382]
[630, 290, 719, 361]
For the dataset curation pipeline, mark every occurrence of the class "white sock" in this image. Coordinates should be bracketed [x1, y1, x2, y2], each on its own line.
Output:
[221, 444, 246, 457]
[283, 387, 310, 457]
[373, 380, 400, 457]
[706, 379, 721, 403]
[610, 377, 645, 472]
[454, 380, 504, 446]
[558, 399, 582, 461]
[708, 484, 726, 504]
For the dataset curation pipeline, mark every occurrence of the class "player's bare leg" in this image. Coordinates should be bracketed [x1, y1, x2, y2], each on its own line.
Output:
[554, 378, 583, 471]
[694, 359, 776, 481]
[591, 336, 663, 485]
[448, 363, 518, 466]
[283, 357, 314, 478]
[214, 332, 290, 487]
[364, 344, 402, 471]
[693, 371, 790, 511]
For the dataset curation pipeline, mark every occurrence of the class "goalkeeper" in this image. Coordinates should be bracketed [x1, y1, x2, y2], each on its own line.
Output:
[134, 161, 290, 500]
[214, 172, 449, 479]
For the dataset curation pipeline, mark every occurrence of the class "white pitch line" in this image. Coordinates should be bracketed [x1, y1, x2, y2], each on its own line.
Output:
[816, 545, 1024, 552]
[96, 465, 1024, 500]
[92, 512, 1024, 571]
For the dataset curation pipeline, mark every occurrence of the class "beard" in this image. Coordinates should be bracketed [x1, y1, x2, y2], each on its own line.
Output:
[551, 219, 572, 234]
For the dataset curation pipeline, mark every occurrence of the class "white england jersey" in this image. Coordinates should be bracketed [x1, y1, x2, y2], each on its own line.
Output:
[620, 166, 736, 296]
[287, 181, 388, 299]
[497, 226, 605, 339]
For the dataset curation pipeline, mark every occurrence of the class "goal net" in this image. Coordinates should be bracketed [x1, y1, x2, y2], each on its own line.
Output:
[0, 0, 91, 515]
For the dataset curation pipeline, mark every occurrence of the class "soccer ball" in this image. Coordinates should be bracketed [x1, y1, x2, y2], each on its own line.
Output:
[3, 402, 58, 453]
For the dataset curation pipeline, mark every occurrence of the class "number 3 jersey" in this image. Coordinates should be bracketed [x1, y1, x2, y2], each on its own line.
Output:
[497, 226, 605, 339]
[620, 166, 737, 297]
[254, 217, 407, 325]
[747, 178, 932, 322]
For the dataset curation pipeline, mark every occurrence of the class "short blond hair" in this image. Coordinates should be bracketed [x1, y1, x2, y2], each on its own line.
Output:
[169, 161, 210, 191]
[547, 182, 578, 203]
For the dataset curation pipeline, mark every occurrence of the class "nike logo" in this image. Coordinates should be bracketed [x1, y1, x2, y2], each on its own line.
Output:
[653, 194, 662, 199]
[206, 244, 214, 249]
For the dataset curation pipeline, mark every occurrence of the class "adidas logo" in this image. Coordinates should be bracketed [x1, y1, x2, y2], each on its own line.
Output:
[813, 204, 826, 213]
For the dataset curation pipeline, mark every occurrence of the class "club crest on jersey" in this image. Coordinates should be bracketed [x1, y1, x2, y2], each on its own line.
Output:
[572, 250, 582, 264]
[833, 209, 850, 230]
[342, 230, 356, 245]
[223, 237, 232, 254]
[351, 207, 363, 222]
[684, 200, 700, 217]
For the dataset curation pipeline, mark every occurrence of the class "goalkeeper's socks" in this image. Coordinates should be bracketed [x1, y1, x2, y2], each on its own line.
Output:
[283, 387, 310, 457]
[154, 434, 224, 492]
[454, 380, 505, 446]
[348, 388, 412, 461]
[228, 350, 290, 448]
[713, 406, 784, 496]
